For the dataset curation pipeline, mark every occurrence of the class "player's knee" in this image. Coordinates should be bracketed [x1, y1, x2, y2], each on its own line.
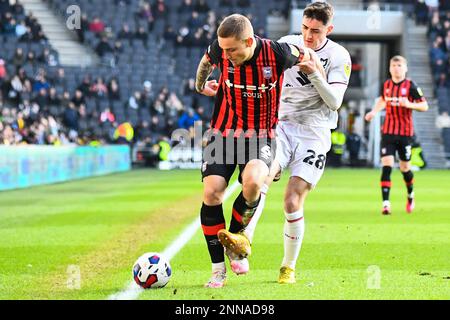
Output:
[381, 156, 394, 167]
[285, 201, 300, 214]
[242, 179, 262, 201]
[400, 162, 410, 172]
[242, 166, 264, 189]
[203, 188, 224, 206]
[242, 178, 261, 193]
[284, 194, 300, 213]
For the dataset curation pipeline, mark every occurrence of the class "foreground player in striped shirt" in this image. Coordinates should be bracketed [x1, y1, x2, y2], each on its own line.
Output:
[365, 55, 428, 215]
[195, 14, 313, 288]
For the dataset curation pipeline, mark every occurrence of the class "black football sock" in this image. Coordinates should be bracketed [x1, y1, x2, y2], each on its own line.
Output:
[200, 203, 225, 263]
[381, 166, 392, 202]
[402, 170, 414, 198]
[229, 191, 260, 233]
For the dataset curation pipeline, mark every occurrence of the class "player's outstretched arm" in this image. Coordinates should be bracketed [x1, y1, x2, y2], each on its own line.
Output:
[195, 55, 218, 97]
[365, 97, 386, 122]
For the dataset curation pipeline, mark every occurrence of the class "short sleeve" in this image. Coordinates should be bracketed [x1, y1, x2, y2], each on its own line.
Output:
[327, 46, 352, 86]
[409, 81, 426, 102]
[379, 82, 386, 101]
[271, 41, 302, 71]
[205, 39, 222, 67]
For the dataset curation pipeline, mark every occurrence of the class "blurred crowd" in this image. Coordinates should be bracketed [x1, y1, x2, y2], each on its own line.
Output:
[0, 0, 65, 145]
[5, 0, 277, 147]
[1, 0, 230, 146]
[410, 0, 450, 161]
[73, 0, 267, 60]
[426, 2, 450, 129]
[0, 61, 208, 146]
[6, 0, 445, 153]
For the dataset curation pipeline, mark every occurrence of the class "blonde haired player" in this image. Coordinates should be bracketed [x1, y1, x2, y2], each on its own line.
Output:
[218, 2, 352, 284]
[196, 13, 313, 288]
[365, 55, 428, 215]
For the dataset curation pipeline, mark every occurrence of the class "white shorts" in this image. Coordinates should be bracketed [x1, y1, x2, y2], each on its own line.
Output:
[275, 121, 332, 187]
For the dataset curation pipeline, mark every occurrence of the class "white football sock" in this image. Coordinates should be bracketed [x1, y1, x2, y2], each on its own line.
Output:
[243, 184, 269, 242]
[281, 209, 305, 270]
[212, 262, 226, 272]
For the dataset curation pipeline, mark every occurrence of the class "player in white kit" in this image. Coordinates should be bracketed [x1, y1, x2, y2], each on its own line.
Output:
[217, 2, 352, 284]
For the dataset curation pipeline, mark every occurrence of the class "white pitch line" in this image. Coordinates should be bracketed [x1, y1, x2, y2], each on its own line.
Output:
[107, 180, 240, 300]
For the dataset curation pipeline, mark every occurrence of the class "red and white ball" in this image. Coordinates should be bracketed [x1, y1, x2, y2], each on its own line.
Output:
[132, 252, 172, 289]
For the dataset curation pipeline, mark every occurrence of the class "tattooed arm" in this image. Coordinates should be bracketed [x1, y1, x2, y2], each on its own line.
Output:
[195, 55, 219, 97]
[195, 55, 213, 92]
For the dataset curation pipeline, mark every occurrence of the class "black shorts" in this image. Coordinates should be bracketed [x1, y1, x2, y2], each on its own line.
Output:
[201, 134, 276, 184]
[381, 134, 413, 161]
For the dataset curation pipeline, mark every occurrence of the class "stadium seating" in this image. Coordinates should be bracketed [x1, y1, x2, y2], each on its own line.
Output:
[424, 4, 450, 158]
[4, 0, 447, 155]
[0, 0, 292, 146]
[437, 86, 449, 114]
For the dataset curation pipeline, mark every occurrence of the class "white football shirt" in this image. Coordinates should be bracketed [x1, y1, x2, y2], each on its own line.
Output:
[278, 35, 352, 129]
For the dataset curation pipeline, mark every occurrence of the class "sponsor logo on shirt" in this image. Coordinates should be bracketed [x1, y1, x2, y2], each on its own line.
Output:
[225, 79, 277, 93]
[262, 67, 273, 79]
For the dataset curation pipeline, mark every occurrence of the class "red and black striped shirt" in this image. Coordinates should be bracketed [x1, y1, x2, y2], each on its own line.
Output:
[205, 37, 301, 138]
[381, 78, 426, 137]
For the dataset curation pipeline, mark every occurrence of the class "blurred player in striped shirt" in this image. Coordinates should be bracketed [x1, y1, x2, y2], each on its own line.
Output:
[365, 55, 429, 215]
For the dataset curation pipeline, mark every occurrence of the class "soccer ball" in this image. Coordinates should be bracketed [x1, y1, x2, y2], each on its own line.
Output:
[132, 252, 172, 289]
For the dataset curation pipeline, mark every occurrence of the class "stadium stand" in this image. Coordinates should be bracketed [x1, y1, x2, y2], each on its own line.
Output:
[0, 0, 290, 148]
[1, 0, 448, 164]
[0, 0, 66, 145]
[425, 2, 450, 159]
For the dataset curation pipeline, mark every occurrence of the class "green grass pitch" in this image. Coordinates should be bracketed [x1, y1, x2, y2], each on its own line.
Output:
[0, 169, 448, 300]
